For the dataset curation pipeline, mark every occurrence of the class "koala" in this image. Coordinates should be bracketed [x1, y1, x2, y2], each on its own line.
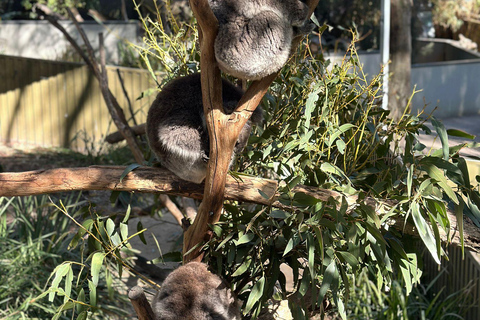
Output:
[146, 73, 263, 183]
[151, 262, 241, 320]
[209, 0, 313, 80]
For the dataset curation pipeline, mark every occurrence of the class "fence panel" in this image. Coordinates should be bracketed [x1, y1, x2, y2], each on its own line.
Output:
[421, 242, 480, 319]
[0, 54, 158, 152]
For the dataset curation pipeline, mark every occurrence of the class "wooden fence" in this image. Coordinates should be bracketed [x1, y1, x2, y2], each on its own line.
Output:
[0, 54, 158, 151]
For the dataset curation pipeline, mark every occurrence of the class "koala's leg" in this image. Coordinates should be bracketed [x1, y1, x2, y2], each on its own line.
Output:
[155, 123, 209, 183]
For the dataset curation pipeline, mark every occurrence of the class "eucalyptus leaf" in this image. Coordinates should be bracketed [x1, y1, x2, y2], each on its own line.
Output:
[411, 202, 440, 264]
[244, 276, 265, 314]
[91, 252, 105, 287]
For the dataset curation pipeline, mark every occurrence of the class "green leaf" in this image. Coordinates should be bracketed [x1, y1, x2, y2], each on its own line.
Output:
[318, 260, 336, 304]
[120, 163, 142, 182]
[232, 257, 252, 277]
[455, 200, 465, 258]
[283, 234, 300, 256]
[106, 218, 115, 237]
[456, 157, 471, 189]
[411, 202, 440, 264]
[137, 221, 147, 244]
[270, 210, 291, 219]
[431, 117, 449, 160]
[320, 162, 350, 182]
[328, 124, 355, 146]
[337, 251, 359, 268]
[423, 164, 458, 204]
[307, 233, 316, 281]
[244, 276, 265, 314]
[64, 267, 73, 303]
[160, 251, 182, 262]
[123, 204, 132, 223]
[91, 252, 104, 287]
[236, 233, 255, 245]
[88, 279, 97, 307]
[447, 128, 475, 139]
[305, 89, 320, 129]
[49, 263, 71, 302]
[407, 165, 413, 198]
[120, 222, 129, 241]
[76, 288, 87, 314]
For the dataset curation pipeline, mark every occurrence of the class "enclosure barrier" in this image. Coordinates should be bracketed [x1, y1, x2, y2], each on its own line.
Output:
[0, 54, 158, 151]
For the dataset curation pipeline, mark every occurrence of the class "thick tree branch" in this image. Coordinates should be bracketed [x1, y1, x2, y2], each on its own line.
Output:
[183, 0, 320, 263]
[183, 0, 232, 263]
[0, 166, 277, 205]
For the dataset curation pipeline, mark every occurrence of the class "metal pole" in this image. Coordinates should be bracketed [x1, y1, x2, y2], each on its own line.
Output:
[380, 0, 391, 110]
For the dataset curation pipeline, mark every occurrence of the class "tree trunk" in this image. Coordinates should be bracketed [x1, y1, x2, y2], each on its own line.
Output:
[389, 0, 413, 121]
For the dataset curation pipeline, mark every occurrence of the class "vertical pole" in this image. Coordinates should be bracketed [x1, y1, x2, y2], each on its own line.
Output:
[380, 0, 391, 110]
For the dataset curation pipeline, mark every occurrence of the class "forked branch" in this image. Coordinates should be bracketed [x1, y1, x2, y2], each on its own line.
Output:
[183, 0, 320, 263]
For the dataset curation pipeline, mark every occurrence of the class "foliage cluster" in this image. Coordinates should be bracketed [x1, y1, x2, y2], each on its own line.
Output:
[430, 0, 480, 32]
[21, 0, 99, 18]
[202, 38, 480, 318]
[0, 194, 134, 319]
[118, 5, 480, 319]
[347, 267, 472, 319]
[0, 193, 147, 319]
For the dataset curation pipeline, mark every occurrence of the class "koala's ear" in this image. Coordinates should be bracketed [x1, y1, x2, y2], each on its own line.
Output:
[294, 21, 316, 36]
[251, 106, 264, 125]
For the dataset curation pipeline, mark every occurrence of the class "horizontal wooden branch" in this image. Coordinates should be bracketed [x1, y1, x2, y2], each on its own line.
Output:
[0, 166, 278, 206]
[1, 166, 479, 252]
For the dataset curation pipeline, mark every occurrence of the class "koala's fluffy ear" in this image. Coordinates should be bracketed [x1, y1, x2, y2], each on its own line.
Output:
[151, 262, 241, 320]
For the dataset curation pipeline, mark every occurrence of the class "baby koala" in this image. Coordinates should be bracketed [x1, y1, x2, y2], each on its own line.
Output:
[146, 73, 263, 183]
[151, 262, 241, 320]
[209, 0, 314, 80]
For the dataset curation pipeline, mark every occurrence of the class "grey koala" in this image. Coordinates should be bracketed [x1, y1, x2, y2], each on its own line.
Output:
[209, 0, 313, 80]
[146, 73, 263, 183]
[151, 262, 241, 320]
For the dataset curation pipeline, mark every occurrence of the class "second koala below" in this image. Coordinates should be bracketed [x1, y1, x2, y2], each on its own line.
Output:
[209, 0, 313, 80]
[146, 73, 263, 184]
[151, 262, 241, 320]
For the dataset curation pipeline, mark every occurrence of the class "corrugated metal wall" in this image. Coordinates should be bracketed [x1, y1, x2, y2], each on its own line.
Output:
[421, 243, 480, 319]
[0, 54, 158, 151]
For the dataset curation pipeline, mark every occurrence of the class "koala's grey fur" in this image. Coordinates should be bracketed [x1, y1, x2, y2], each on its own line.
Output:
[151, 262, 241, 320]
[209, 0, 313, 80]
[146, 73, 263, 183]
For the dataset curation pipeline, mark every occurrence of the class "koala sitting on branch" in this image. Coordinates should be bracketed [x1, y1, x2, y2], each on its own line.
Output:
[151, 262, 241, 320]
[146, 73, 263, 184]
[208, 0, 314, 80]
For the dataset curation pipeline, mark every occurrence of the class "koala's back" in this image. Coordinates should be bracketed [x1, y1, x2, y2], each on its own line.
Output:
[146, 73, 246, 183]
[152, 262, 241, 320]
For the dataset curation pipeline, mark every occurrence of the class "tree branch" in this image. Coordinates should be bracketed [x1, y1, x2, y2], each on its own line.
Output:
[128, 286, 156, 320]
[183, 0, 320, 263]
